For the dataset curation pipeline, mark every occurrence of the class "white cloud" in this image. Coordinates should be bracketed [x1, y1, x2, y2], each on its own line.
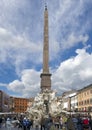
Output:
[8, 80, 25, 92]
[7, 47, 92, 97]
[49, 0, 91, 50]
[8, 69, 40, 97]
[61, 33, 89, 49]
[52, 47, 92, 93]
[0, 0, 91, 66]
[21, 69, 40, 88]
[0, 27, 42, 75]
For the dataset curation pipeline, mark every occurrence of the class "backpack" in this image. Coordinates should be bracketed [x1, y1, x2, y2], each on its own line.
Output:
[83, 119, 89, 125]
[23, 120, 27, 126]
[82, 118, 89, 128]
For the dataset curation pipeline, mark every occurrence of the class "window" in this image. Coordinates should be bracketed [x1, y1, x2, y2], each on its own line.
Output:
[90, 98, 92, 104]
[87, 99, 89, 104]
[90, 90, 92, 94]
[87, 91, 89, 95]
[82, 101, 83, 105]
[84, 100, 86, 105]
[79, 102, 81, 105]
[84, 92, 86, 96]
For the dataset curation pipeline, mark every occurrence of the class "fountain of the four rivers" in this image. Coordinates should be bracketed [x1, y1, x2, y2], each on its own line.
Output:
[27, 5, 63, 120]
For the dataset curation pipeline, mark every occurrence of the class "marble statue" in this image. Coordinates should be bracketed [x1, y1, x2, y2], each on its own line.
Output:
[27, 89, 63, 120]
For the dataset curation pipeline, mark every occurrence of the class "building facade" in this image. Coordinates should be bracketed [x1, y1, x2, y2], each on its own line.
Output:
[0, 90, 10, 112]
[71, 94, 78, 112]
[13, 97, 29, 113]
[77, 84, 92, 112]
[62, 90, 78, 112]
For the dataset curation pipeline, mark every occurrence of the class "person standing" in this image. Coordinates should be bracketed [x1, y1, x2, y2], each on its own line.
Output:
[34, 117, 40, 130]
[26, 118, 31, 130]
[72, 115, 78, 130]
[89, 116, 92, 130]
[40, 116, 45, 130]
[22, 117, 27, 130]
[0, 116, 2, 128]
[59, 116, 63, 129]
[67, 115, 76, 130]
[82, 116, 89, 130]
[6, 118, 12, 130]
[77, 114, 82, 130]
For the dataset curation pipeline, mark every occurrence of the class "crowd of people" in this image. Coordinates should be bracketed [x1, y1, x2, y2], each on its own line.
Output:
[66, 114, 92, 130]
[0, 113, 92, 130]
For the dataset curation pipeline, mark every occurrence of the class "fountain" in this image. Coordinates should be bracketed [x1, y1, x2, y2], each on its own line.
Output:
[27, 89, 63, 120]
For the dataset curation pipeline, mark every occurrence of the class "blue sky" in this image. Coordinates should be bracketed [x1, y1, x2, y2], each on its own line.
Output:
[0, 0, 92, 97]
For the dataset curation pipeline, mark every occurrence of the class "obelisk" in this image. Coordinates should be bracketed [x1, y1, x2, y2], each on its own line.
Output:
[40, 4, 51, 92]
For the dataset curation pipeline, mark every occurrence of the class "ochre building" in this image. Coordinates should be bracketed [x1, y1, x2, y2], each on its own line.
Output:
[13, 97, 29, 113]
[77, 84, 92, 112]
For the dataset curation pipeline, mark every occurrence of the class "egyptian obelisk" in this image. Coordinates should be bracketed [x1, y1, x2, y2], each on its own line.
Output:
[40, 4, 51, 92]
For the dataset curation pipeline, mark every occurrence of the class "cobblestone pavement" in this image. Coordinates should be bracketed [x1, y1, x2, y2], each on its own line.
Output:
[0, 126, 19, 130]
[0, 126, 33, 130]
[0, 125, 35, 130]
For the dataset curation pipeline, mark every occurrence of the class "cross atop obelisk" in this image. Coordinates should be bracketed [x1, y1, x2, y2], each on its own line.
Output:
[40, 3, 51, 92]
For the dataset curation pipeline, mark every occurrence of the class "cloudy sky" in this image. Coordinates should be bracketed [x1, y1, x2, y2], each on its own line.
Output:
[0, 0, 92, 98]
